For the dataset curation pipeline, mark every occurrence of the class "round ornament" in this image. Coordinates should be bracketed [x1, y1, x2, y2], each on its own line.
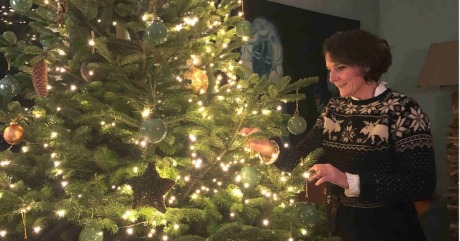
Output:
[235, 20, 252, 37]
[79, 226, 103, 241]
[287, 114, 307, 135]
[239, 166, 261, 186]
[297, 203, 319, 225]
[0, 75, 20, 97]
[80, 63, 108, 82]
[140, 118, 167, 143]
[3, 122, 24, 145]
[184, 67, 208, 93]
[145, 22, 168, 45]
[39, 34, 54, 48]
[10, 0, 33, 12]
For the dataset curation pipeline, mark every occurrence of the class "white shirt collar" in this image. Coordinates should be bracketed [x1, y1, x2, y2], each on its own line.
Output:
[351, 81, 387, 100]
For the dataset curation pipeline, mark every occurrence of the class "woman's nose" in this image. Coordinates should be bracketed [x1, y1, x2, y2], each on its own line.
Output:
[328, 71, 338, 83]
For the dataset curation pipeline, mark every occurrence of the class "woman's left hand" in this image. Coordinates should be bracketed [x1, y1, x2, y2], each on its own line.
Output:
[307, 163, 349, 189]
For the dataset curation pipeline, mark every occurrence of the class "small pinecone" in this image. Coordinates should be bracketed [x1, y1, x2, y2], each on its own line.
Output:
[32, 60, 48, 97]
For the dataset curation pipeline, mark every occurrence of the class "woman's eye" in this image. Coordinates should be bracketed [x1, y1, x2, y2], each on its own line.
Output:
[326, 65, 345, 72]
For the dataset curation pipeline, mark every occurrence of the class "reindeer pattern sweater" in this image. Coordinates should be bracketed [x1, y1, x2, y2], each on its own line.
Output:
[279, 88, 436, 203]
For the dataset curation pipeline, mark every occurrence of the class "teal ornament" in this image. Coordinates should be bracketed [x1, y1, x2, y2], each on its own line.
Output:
[140, 118, 167, 143]
[79, 227, 103, 241]
[298, 203, 319, 225]
[287, 114, 307, 135]
[10, 0, 33, 12]
[0, 75, 20, 97]
[235, 20, 252, 37]
[39, 34, 54, 48]
[239, 166, 261, 186]
[145, 22, 168, 44]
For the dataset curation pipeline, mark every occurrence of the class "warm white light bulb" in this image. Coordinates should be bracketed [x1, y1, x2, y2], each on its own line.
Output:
[262, 219, 269, 226]
[301, 229, 308, 235]
[142, 108, 150, 118]
[56, 210, 66, 217]
[0, 160, 11, 167]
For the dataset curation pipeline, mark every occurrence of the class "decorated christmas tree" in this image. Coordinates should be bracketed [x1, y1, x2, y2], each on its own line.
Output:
[0, 0, 335, 240]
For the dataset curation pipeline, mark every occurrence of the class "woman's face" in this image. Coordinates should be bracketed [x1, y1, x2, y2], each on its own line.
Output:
[325, 53, 376, 100]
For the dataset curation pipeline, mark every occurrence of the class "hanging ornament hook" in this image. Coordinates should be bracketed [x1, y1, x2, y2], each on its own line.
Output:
[295, 81, 300, 115]
[150, 0, 157, 15]
[6, 59, 11, 72]
[89, 31, 95, 54]
[21, 209, 27, 239]
[305, 182, 309, 203]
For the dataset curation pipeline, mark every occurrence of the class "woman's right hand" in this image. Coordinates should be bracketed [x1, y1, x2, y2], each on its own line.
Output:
[246, 139, 276, 157]
[239, 128, 276, 158]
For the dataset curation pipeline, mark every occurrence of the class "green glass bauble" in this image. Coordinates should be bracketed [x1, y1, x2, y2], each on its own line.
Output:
[239, 166, 261, 186]
[39, 34, 54, 48]
[235, 20, 252, 37]
[79, 227, 103, 241]
[287, 114, 307, 135]
[0, 75, 20, 97]
[145, 22, 168, 44]
[140, 118, 167, 143]
[10, 0, 33, 12]
[298, 203, 319, 225]
[80, 63, 108, 82]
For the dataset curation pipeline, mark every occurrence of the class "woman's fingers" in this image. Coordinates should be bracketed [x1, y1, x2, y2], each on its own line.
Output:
[307, 163, 349, 189]
[308, 164, 333, 185]
[315, 177, 327, 186]
[247, 139, 273, 156]
[239, 127, 261, 136]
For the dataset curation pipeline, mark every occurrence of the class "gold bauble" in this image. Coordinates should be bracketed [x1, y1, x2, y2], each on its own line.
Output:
[184, 67, 208, 93]
[3, 122, 24, 145]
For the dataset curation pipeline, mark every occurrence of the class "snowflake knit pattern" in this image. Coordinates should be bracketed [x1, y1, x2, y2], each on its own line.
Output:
[314, 89, 436, 203]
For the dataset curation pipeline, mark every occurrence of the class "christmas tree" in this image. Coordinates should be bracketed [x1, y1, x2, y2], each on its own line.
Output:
[0, 0, 335, 240]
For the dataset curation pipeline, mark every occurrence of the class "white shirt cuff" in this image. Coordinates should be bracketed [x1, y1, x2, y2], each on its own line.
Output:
[344, 173, 360, 197]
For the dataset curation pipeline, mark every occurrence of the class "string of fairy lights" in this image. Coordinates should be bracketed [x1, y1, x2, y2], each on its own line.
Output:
[0, 4, 27, 25]
[0, 0, 315, 240]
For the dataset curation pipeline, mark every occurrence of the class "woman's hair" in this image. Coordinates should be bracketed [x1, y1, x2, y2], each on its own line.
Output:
[323, 29, 392, 82]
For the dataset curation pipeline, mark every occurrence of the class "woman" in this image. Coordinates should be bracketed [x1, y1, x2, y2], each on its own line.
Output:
[242, 29, 436, 241]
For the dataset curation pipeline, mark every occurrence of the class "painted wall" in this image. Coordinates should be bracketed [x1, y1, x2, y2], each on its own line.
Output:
[270, 0, 459, 195]
[379, 0, 458, 195]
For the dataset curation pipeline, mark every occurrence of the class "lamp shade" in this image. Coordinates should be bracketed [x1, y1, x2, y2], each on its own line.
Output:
[418, 41, 458, 87]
